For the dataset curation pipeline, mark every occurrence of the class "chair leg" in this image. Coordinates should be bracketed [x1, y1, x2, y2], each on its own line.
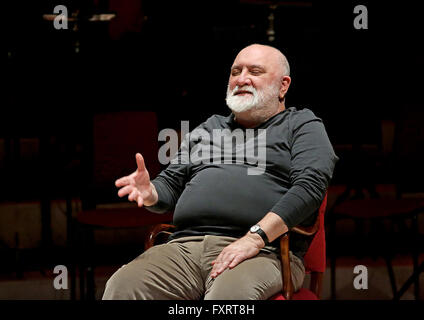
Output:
[78, 224, 87, 300]
[330, 255, 336, 300]
[384, 255, 398, 297]
[69, 262, 76, 300]
[85, 226, 96, 300]
[412, 215, 420, 299]
[374, 218, 398, 298]
[393, 261, 424, 300]
[392, 214, 422, 301]
[66, 197, 76, 300]
[68, 219, 77, 300]
[74, 223, 96, 300]
[76, 224, 91, 300]
[79, 258, 86, 300]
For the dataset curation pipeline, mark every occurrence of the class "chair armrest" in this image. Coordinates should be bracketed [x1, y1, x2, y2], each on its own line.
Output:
[280, 234, 293, 300]
[145, 224, 176, 251]
[291, 214, 320, 236]
[280, 216, 321, 300]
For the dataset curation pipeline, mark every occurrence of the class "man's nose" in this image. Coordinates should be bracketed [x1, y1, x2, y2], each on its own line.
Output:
[235, 70, 252, 87]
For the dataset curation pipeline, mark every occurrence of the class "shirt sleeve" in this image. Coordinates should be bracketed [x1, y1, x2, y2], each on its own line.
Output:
[144, 135, 191, 213]
[270, 110, 338, 228]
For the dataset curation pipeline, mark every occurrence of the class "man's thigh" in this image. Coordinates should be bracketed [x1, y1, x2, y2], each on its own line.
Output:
[203, 251, 305, 300]
[204, 251, 282, 300]
[102, 240, 204, 300]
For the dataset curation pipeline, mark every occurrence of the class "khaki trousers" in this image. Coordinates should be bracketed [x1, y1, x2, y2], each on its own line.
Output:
[102, 235, 305, 300]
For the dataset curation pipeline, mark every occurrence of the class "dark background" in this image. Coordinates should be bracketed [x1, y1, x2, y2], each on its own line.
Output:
[4, 1, 423, 179]
[2, 0, 424, 280]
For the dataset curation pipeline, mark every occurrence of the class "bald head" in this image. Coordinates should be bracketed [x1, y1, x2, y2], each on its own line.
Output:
[235, 44, 290, 78]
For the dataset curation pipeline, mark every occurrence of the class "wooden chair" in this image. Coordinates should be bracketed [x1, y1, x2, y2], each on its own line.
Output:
[144, 194, 328, 300]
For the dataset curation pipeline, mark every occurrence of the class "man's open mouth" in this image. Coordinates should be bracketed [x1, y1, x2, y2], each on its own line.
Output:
[234, 90, 253, 96]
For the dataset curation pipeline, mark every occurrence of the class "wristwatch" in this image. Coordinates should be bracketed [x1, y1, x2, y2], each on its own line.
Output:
[249, 224, 270, 245]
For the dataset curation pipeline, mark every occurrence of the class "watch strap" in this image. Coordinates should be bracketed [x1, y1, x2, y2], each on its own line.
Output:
[251, 226, 270, 245]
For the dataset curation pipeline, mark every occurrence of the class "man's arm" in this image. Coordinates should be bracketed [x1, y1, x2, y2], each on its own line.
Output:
[269, 116, 337, 228]
[211, 112, 338, 278]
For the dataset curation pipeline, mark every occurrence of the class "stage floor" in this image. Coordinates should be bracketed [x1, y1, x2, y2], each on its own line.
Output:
[0, 254, 423, 300]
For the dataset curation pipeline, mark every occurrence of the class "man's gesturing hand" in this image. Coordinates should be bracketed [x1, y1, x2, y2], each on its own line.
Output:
[210, 234, 264, 278]
[115, 153, 158, 207]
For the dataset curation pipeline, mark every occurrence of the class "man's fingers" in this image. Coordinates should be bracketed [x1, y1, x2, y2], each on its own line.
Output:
[135, 153, 146, 172]
[211, 260, 229, 278]
[218, 256, 233, 274]
[137, 195, 144, 207]
[117, 185, 133, 197]
[211, 253, 235, 278]
[128, 189, 138, 202]
[229, 255, 244, 269]
[211, 251, 226, 276]
[115, 176, 130, 187]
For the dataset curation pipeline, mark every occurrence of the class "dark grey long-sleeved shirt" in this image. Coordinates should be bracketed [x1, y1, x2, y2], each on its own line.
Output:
[146, 107, 338, 258]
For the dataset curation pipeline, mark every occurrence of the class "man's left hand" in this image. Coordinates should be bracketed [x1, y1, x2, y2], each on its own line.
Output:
[210, 233, 264, 278]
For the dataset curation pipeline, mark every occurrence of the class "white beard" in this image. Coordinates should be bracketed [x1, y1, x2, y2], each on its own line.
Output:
[226, 83, 280, 114]
[225, 85, 261, 113]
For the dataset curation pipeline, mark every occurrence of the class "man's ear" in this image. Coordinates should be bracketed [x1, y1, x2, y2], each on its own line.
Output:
[279, 76, 291, 101]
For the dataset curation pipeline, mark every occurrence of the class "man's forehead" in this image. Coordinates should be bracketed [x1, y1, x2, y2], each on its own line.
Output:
[232, 45, 280, 67]
[231, 63, 266, 70]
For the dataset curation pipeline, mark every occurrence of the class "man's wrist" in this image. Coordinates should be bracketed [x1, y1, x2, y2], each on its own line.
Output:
[249, 224, 270, 245]
[144, 183, 159, 207]
[246, 231, 266, 249]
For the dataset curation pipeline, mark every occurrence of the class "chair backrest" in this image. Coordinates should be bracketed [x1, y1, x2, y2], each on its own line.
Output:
[86, 111, 161, 205]
[304, 194, 327, 273]
[303, 194, 327, 297]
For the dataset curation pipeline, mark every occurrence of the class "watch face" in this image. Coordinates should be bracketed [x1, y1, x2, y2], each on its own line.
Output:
[250, 225, 260, 232]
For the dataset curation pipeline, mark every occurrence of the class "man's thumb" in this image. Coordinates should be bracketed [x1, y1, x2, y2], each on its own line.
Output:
[135, 153, 146, 172]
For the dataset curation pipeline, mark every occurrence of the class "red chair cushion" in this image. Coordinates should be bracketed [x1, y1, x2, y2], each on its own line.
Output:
[270, 289, 319, 300]
[292, 288, 319, 300]
[270, 293, 286, 300]
[76, 207, 173, 228]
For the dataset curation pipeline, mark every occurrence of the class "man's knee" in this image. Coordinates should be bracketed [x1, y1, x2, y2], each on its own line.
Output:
[102, 244, 196, 300]
[204, 272, 281, 300]
[102, 265, 142, 300]
[102, 262, 162, 300]
[204, 285, 259, 300]
[204, 279, 277, 300]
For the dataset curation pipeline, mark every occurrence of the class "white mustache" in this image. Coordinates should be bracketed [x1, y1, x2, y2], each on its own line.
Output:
[230, 85, 257, 96]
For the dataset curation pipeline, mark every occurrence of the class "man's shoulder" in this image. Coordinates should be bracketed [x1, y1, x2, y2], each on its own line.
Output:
[200, 113, 232, 129]
[287, 106, 319, 119]
[287, 107, 323, 129]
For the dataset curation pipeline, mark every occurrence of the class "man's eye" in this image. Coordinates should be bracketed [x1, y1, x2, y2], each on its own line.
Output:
[231, 69, 241, 76]
[250, 70, 262, 75]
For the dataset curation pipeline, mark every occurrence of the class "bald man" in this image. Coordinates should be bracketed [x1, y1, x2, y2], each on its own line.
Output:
[102, 44, 338, 300]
